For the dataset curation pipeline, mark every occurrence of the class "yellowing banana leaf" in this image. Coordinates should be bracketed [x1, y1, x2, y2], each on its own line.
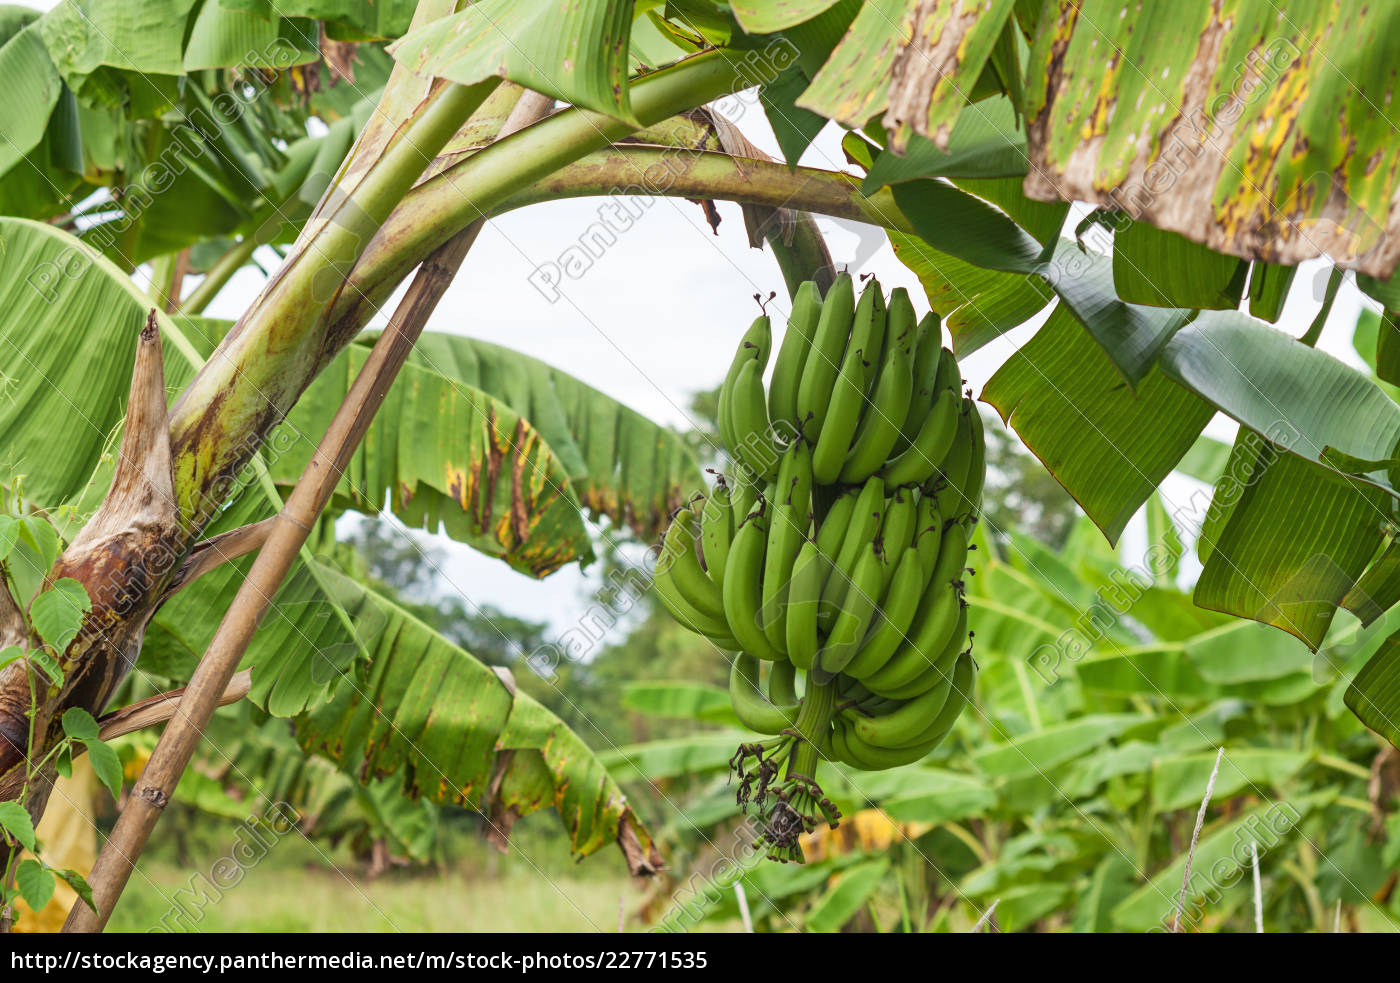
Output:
[1021, 1, 1400, 280]
[282, 564, 660, 873]
[881, 0, 1017, 153]
[396, 331, 703, 541]
[256, 557, 660, 873]
[792, 0, 913, 128]
[269, 343, 594, 579]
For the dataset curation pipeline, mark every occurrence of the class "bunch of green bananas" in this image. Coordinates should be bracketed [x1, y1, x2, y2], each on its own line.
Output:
[652, 273, 985, 862]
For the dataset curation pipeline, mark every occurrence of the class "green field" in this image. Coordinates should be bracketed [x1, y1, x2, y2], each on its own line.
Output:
[109, 861, 638, 933]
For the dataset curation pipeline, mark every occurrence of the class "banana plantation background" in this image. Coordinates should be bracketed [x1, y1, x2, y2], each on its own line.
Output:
[0, 0, 1398, 934]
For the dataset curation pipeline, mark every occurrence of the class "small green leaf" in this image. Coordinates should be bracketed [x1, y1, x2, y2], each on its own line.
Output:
[0, 801, 36, 852]
[54, 743, 72, 780]
[55, 867, 96, 913]
[29, 577, 90, 652]
[16, 515, 58, 572]
[26, 647, 62, 687]
[61, 707, 99, 741]
[15, 859, 53, 912]
[82, 738, 123, 800]
[0, 644, 23, 670]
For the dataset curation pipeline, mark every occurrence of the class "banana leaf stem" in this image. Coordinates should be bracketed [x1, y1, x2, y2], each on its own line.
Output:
[497, 147, 911, 234]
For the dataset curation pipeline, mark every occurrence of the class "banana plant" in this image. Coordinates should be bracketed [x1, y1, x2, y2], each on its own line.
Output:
[2, 0, 1400, 932]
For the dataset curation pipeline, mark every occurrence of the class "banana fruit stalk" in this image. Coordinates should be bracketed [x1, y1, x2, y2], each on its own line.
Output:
[651, 276, 985, 862]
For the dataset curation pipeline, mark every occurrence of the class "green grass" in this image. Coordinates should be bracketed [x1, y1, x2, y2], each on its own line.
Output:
[100, 812, 651, 933]
[108, 859, 639, 933]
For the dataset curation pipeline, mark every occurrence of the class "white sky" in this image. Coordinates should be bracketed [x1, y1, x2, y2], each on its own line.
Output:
[21, 1, 1377, 633]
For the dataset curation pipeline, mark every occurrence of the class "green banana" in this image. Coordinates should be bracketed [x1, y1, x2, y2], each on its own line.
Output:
[656, 508, 725, 621]
[882, 384, 960, 487]
[811, 330, 873, 484]
[730, 468, 762, 528]
[819, 476, 885, 626]
[865, 598, 968, 698]
[784, 539, 823, 672]
[795, 272, 855, 441]
[722, 508, 786, 661]
[876, 488, 919, 585]
[880, 652, 976, 748]
[840, 547, 925, 679]
[760, 439, 813, 654]
[811, 279, 887, 483]
[839, 288, 915, 483]
[851, 278, 887, 394]
[845, 660, 955, 747]
[836, 654, 974, 767]
[828, 719, 861, 769]
[892, 312, 944, 457]
[768, 658, 799, 706]
[960, 400, 986, 526]
[930, 407, 975, 521]
[814, 486, 857, 557]
[729, 652, 799, 734]
[862, 521, 969, 691]
[718, 315, 771, 452]
[700, 481, 735, 590]
[768, 280, 823, 432]
[814, 542, 883, 678]
[652, 554, 739, 644]
[730, 358, 780, 482]
[914, 494, 943, 578]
